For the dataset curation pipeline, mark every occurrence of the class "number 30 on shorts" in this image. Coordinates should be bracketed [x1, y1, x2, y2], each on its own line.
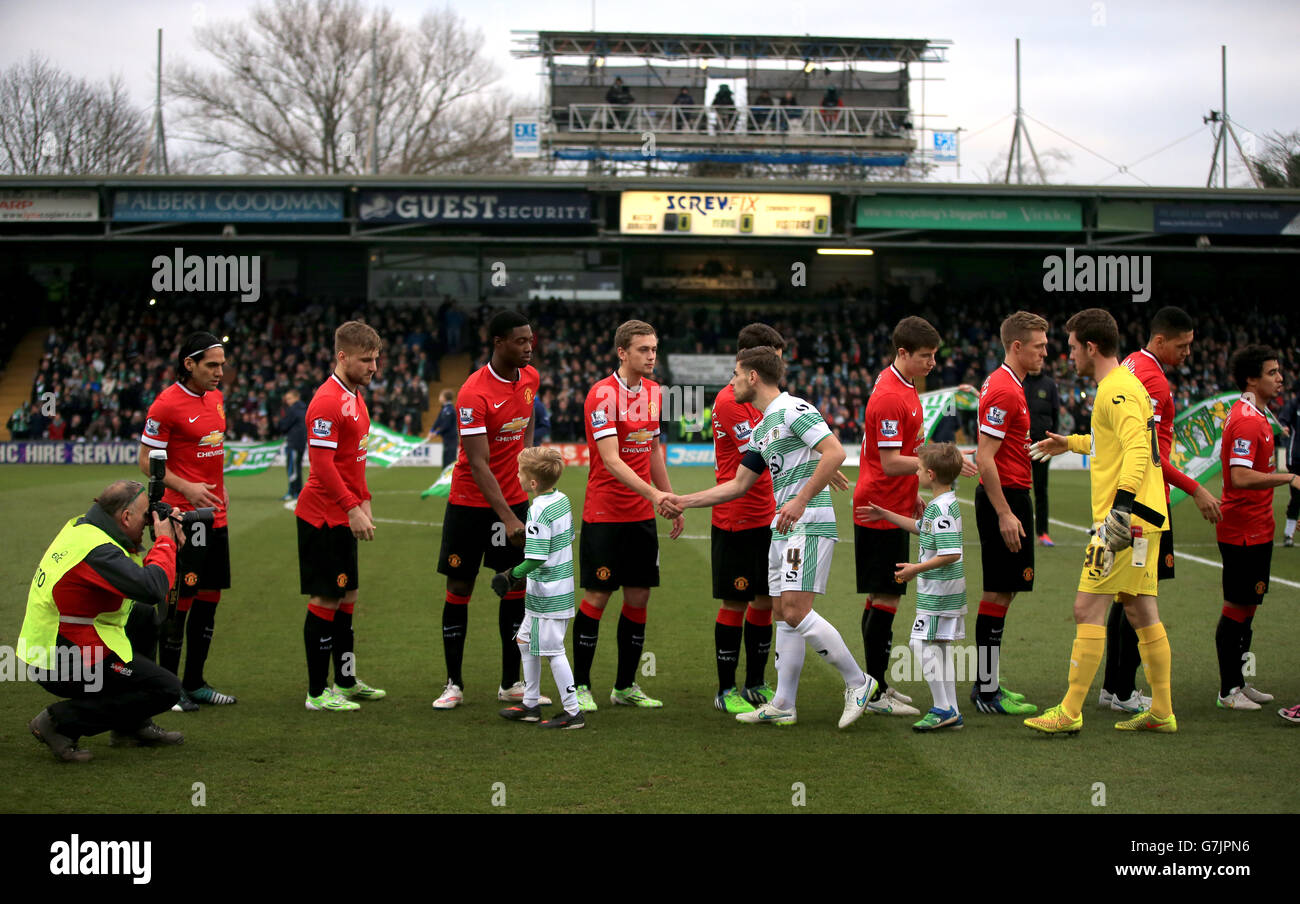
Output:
[784, 547, 802, 583]
[1082, 543, 1105, 576]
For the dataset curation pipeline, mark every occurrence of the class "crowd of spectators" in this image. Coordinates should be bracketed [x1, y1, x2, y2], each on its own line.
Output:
[7, 284, 1298, 454]
[9, 290, 484, 444]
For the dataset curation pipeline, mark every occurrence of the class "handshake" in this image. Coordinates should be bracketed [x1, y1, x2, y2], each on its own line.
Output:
[654, 492, 687, 539]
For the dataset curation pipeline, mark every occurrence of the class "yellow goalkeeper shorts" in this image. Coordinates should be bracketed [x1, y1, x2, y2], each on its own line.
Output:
[1077, 530, 1161, 597]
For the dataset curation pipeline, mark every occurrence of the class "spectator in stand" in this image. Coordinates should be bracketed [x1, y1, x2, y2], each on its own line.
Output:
[712, 84, 736, 132]
[606, 77, 634, 129]
[780, 90, 801, 131]
[752, 88, 774, 130]
[820, 86, 844, 130]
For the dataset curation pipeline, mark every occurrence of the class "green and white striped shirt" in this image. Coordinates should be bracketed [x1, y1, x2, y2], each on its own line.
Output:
[754, 392, 837, 541]
[916, 490, 966, 614]
[523, 489, 575, 617]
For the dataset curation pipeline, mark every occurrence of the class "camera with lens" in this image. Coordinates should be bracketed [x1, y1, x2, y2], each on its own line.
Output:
[147, 450, 215, 536]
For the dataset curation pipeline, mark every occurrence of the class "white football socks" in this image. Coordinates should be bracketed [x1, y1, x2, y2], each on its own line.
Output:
[771, 622, 805, 712]
[548, 653, 579, 716]
[913, 638, 957, 712]
[518, 643, 542, 707]
[794, 610, 867, 688]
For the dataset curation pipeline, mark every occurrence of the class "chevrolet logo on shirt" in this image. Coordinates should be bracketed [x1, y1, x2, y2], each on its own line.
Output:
[500, 417, 530, 433]
[625, 428, 655, 443]
[198, 431, 224, 446]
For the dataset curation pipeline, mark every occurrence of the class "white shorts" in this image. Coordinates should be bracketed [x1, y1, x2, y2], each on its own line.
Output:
[768, 534, 835, 596]
[516, 613, 570, 657]
[910, 611, 966, 643]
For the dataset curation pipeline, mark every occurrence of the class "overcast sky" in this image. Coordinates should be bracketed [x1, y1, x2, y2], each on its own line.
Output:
[3, 0, 1296, 186]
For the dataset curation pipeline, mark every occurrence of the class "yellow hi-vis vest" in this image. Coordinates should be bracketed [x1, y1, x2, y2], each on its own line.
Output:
[17, 517, 138, 669]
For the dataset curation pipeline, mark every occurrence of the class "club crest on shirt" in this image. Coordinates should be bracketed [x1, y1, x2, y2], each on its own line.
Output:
[216, 402, 225, 421]
[590, 409, 609, 428]
[312, 418, 333, 437]
[524, 387, 535, 405]
[880, 419, 899, 437]
[1234, 438, 1252, 457]
[459, 407, 474, 426]
[987, 406, 1006, 426]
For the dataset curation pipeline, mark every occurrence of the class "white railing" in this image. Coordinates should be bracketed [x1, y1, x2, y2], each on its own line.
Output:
[555, 104, 911, 138]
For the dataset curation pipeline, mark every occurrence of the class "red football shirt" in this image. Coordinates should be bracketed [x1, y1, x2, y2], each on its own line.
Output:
[977, 364, 1032, 491]
[1217, 396, 1276, 546]
[141, 382, 228, 528]
[711, 384, 775, 531]
[1123, 348, 1200, 499]
[584, 371, 661, 523]
[449, 362, 539, 508]
[295, 373, 372, 528]
[854, 364, 925, 528]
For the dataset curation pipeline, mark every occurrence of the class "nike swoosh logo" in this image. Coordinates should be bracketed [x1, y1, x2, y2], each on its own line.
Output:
[758, 711, 785, 720]
[493, 401, 507, 409]
[856, 692, 869, 706]
[189, 415, 201, 423]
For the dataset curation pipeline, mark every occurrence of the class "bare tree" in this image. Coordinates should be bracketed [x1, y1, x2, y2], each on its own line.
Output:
[1245, 129, 1300, 188]
[169, 0, 531, 175]
[0, 54, 147, 174]
[979, 146, 1073, 184]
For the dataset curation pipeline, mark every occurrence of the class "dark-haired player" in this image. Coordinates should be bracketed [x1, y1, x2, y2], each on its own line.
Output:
[1214, 345, 1292, 710]
[1098, 306, 1222, 713]
[432, 311, 542, 709]
[855, 316, 976, 717]
[707, 322, 782, 714]
[138, 331, 236, 710]
[296, 321, 387, 711]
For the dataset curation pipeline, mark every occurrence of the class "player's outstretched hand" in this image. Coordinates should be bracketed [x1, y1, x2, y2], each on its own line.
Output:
[959, 455, 979, 478]
[658, 494, 684, 518]
[669, 514, 685, 540]
[855, 502, 888, 522]
[1029, 431, 1069, 461]
[830, 470, 850, 491]
[490, 570, 514, 599]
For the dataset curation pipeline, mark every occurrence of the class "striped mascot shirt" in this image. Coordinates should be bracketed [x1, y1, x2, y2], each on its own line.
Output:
[753, 392, 837, 541]
[915, 490, 967, 615]
[522, 489, 575, 618]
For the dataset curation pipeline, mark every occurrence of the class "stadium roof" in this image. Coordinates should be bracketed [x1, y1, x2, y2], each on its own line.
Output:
[512, 31, 951, 64]
[4, 174, 1298, 203]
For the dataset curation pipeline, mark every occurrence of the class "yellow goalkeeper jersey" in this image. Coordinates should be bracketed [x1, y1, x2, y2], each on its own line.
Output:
[1067, 364, 1168, 529]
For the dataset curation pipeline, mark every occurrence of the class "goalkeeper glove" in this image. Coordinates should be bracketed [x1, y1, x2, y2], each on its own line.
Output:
[490, 570, 518, 599]
[1028, 441, 1052, 462]
[1102, 490, 1135, 552]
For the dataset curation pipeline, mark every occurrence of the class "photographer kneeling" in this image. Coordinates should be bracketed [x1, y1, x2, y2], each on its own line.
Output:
[18, 479, 186, 762]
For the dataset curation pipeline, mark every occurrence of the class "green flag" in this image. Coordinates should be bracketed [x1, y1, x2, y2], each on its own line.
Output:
[223, 440, 282, 475]
[918, 387, 978, 440]
[421, 463, 455, 499]
[365, 424, 425, 467]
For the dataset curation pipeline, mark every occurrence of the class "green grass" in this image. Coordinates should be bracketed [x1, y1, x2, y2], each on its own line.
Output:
[1, 464, 1297, 814]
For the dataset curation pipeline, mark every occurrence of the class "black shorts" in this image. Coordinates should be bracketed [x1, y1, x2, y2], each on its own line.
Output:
[437, 502, 529, 582]
[297, 518, 358, 599]
[177, 524, 231, 594]
[1218, 540, 1272, 607]
[975, 484, 1035, 593]
[711, 525, 772, 601]
[855, 525, 910, 596]
[1157, 517, 1175, 581]
[580, 519, 659, 591]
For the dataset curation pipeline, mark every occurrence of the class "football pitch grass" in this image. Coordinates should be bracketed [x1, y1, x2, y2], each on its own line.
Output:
[1, 464, 1297, 814]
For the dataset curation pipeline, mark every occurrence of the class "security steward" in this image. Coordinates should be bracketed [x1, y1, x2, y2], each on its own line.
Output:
[19, 479, 187, 762]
